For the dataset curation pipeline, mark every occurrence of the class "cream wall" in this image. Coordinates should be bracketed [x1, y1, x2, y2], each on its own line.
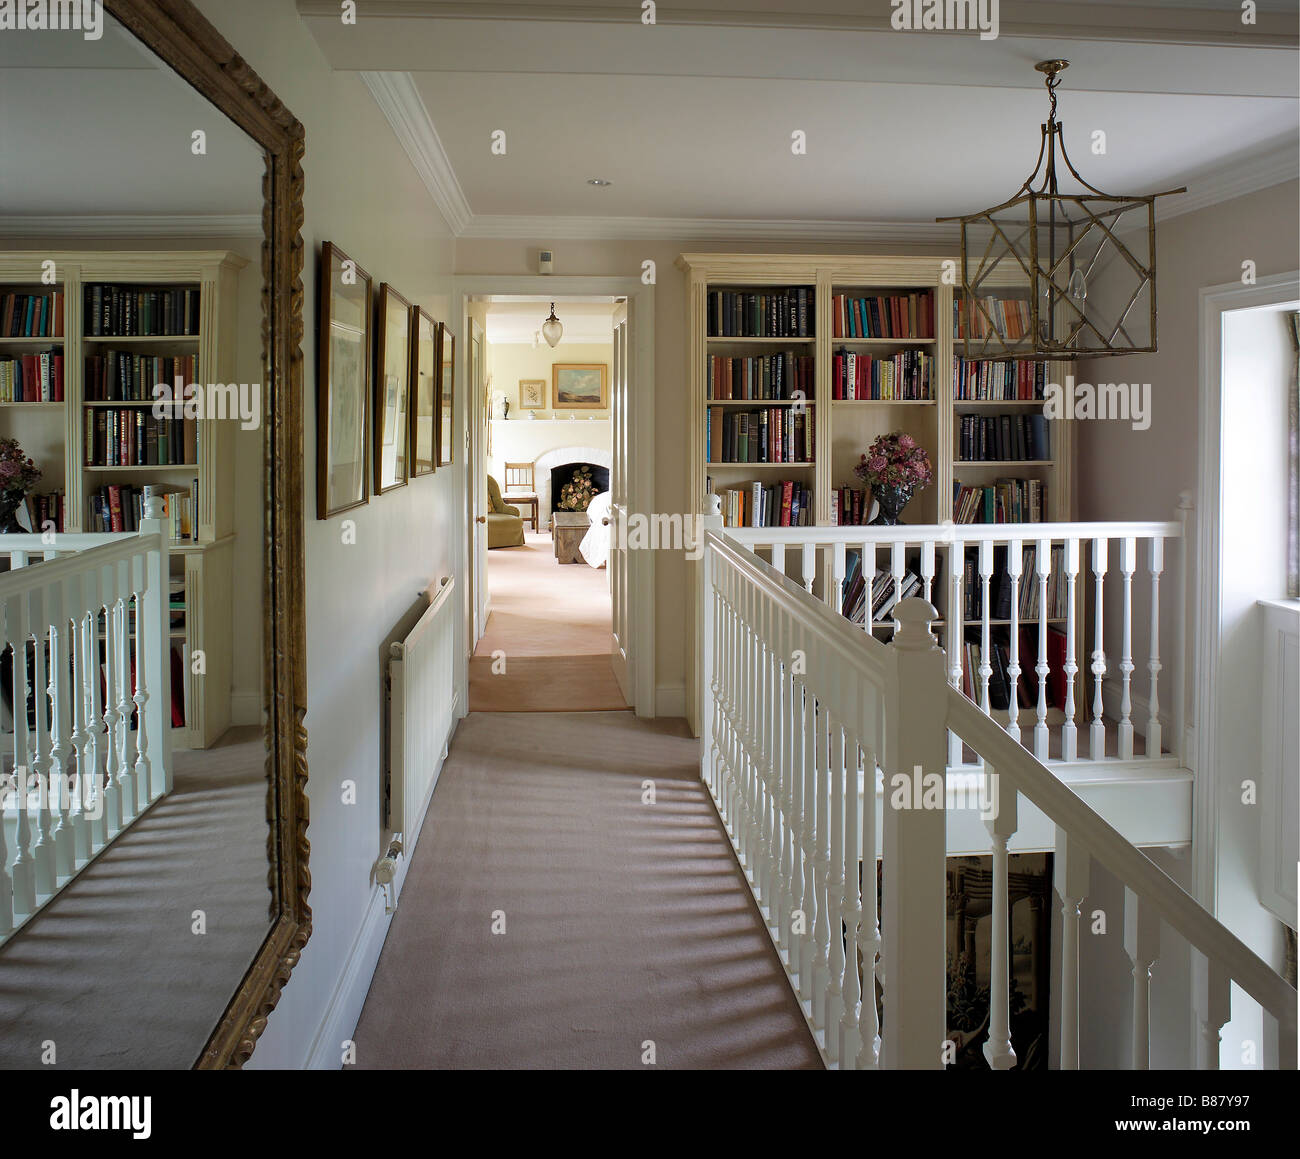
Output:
[194, 0, 459, 1069]
[488, 340, 613, 419]
[455, 239, 951, 709]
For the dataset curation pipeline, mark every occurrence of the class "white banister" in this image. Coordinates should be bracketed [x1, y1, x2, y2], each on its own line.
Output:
[1090, 537, 1108, 759]
[1124, 887, 1160, 1069]
[1146, 536, 1164, 758]
[1118, 537, 1137, 760]
[1054, 827, 1090, 1070]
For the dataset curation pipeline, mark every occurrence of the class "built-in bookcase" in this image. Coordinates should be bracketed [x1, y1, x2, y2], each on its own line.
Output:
[680, 254, 1075, 529]
[0, 251, 246, 748]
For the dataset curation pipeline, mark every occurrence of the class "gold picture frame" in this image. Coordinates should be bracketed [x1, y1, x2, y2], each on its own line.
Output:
[317, 241, 371, 517]
[519, 378, 546, 409]
[410, 305, 437, 477]
[374, 283, 412, 493]
[552, 363, 607, 410]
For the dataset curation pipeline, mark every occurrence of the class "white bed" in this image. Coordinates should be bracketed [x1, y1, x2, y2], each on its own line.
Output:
[578, 490, 611, 569]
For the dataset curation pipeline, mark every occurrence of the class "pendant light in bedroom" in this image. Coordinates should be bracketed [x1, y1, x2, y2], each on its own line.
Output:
[541, 302, 563, 348]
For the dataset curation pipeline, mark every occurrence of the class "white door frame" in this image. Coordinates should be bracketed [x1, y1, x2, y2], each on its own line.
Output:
[1194, 268, 1300, 910]
[451, 275, 656, 717]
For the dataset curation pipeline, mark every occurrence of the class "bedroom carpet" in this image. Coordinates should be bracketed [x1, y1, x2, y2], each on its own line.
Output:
[471, 530, 627, 712]
[350, 711, 821, 1069]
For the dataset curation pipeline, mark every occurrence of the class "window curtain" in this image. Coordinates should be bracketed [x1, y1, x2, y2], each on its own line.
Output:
[1289, 313, 1299, 598]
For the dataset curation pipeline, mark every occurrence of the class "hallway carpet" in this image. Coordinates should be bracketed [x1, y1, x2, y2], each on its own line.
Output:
[470, 530, 628, 712]
[351, 711, 822, 1069]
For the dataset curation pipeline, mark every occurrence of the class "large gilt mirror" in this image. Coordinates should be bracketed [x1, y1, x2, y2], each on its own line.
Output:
[0, 0, 307, 1068]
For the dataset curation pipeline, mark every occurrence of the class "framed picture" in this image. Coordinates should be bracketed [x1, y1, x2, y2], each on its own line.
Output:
[316, 241, 371, 518]
[552, 363, 607, 410]
[519, 379, 546, 409]
[374, 283, 412, 493]
[436, 322, 456, 467]
[409, 305, 437, 477]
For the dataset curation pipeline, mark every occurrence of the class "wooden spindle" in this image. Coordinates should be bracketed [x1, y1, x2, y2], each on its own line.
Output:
[770, 542, 786, 582]
[9, 595, 35, 916]
[831, 541, 846, 613]
[920, 539, 935, 605]
[856, 734, 881, 1071]
[30, 593, 56, 898]
[889, 541, 906, 636]
[978, 539, 994, 715]
[798, 667, 818, 1005]
[1199, 953, 1230, 1070]
[1090, 538, 1108, 760]
[839, 720, 862, 1068]
[1146, 537, 1164, 758]
[810, 693, 832, 1033]
[824, 713, 846, 1062]
[1006, 540, 1023, 744]
[132, 563, 154, 808]
[1124, 887, 1160, 1069]
[1117, 537, 1136, 760]
[801, 543, 815, 597]
[947, 539, 964, 768]
[1034, 539, 1051, 761]
[1062, 538, 1080, 762]
[983, 769, 1018, 1070]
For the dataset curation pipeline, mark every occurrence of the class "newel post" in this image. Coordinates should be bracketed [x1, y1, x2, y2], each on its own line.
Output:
[139, 487, 172, 792]
[881, 597, 949, 1069]
[697, 502, 724, 790]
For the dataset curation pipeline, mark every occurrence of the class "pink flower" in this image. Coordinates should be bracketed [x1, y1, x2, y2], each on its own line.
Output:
[898, 434, 916, 450]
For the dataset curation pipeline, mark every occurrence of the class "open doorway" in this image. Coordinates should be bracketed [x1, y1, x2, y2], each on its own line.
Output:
[468, 295, 627, 712]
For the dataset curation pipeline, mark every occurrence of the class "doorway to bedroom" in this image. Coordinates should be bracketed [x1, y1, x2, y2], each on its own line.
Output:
[468, 296, 627, 713]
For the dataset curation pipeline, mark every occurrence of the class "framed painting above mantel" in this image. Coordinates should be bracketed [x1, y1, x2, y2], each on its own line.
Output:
[552, 362, 607, 410]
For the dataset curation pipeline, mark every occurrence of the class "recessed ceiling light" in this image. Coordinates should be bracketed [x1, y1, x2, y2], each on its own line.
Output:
[587, 178, 612, 187]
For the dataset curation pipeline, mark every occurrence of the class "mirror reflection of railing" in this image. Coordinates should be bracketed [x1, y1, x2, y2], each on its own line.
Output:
[722, 496, 1191, 770]
[0, 510, 169, 945]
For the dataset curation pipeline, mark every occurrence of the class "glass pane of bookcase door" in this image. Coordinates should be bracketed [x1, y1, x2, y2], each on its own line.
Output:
[0, 13, 272, 1069]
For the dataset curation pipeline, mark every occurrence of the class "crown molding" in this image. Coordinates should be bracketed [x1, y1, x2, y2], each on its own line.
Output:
[459, 214, 960, 244]
[361, 71, 473, 236]
[0, 214, 262, 238]
[1156, 141, 1299, 222]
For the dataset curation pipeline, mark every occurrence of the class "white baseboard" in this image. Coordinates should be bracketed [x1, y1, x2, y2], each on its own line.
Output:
[303, 881, 394, 1069]
[655, 683, 686, 718]
[230, 691, 262, 726]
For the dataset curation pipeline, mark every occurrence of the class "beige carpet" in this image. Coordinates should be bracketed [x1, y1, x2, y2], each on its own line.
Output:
[0, 727, 270, 1069]
[471, 530, 628, 712]
[351, 711, 821, 1069]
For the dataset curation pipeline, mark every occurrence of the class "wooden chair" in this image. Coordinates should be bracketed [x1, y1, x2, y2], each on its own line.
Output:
[503, 461, 539, 533]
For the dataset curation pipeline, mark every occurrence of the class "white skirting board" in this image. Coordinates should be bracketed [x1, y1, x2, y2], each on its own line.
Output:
[655, 683, 686, 719]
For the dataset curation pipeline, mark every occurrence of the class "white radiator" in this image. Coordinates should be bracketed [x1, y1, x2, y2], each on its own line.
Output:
[386, 577, 457, 842]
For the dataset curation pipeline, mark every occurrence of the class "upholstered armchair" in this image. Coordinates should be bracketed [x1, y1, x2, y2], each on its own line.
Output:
[486, 474, 525, 548]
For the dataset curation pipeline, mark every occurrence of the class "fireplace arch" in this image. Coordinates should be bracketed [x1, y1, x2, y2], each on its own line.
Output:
[533, 444, 612, 527]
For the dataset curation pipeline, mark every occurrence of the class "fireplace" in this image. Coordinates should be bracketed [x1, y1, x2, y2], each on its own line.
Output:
[533, 445, 612, 527]
[551, 462, 609, 512]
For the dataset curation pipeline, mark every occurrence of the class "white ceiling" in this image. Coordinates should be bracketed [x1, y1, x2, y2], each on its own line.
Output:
[302, 0, 1299, 237]
[484, 297, 617, 344]
[0, 18, 264, 222]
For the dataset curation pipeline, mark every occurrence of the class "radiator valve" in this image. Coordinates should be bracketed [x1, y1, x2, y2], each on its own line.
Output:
[375, 837, 404, 912]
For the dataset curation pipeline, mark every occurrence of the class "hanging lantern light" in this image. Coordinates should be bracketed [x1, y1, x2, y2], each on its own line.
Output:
[541, 302, 563, 348]
[939, 60, 1186, 359]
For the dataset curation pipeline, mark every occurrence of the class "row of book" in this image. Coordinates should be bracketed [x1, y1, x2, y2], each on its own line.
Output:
[957, 413, 1049, 462]
[1, 291, 64, 339]
[85, 351, 200, 402]
[953, 357, 1048, 401]
[830, 291, 935, 339]
[829, 486, 871, 526]
[706, 352, 814, 401]
[842, 552, 925, 626]
[0, 351, 64, 401]
[715, 480, 813, 528]
[707, 288, 814, 338]
[84, 284, 201, 338]
[21, 491, 66, 534]
[953, 477, 1047, 524]
[707, 406, 813, 464]
[85, 409, 199, 468]
[832, 348, 935, 401]
[954, 295, 1033, 341]
[960, 627, 1069, 712]
[957, 544, 1069, 623]
[87, 480, 199, 541]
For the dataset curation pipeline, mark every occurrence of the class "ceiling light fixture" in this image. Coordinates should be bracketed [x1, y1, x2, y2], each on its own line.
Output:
[541, 302, 563, 348]
[938, 60, 1186, 358]
[587, 178, 612, 187]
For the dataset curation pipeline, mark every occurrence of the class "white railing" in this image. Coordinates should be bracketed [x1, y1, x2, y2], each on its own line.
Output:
[724, 495, 1191, 769]
[699, 523, 1296, 1070]
[0, 512, 171, 945]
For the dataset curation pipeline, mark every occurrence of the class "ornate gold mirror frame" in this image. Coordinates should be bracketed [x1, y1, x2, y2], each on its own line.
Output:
[103, 0, 309, 1068]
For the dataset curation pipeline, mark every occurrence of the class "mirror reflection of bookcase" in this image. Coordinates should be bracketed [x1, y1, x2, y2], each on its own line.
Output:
[0, 250, 245, 748]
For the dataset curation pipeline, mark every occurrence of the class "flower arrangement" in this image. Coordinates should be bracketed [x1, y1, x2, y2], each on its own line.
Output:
[853, 431, 933, 492]
[557, 464, 598, 512]
[0, 437, 40, 532]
